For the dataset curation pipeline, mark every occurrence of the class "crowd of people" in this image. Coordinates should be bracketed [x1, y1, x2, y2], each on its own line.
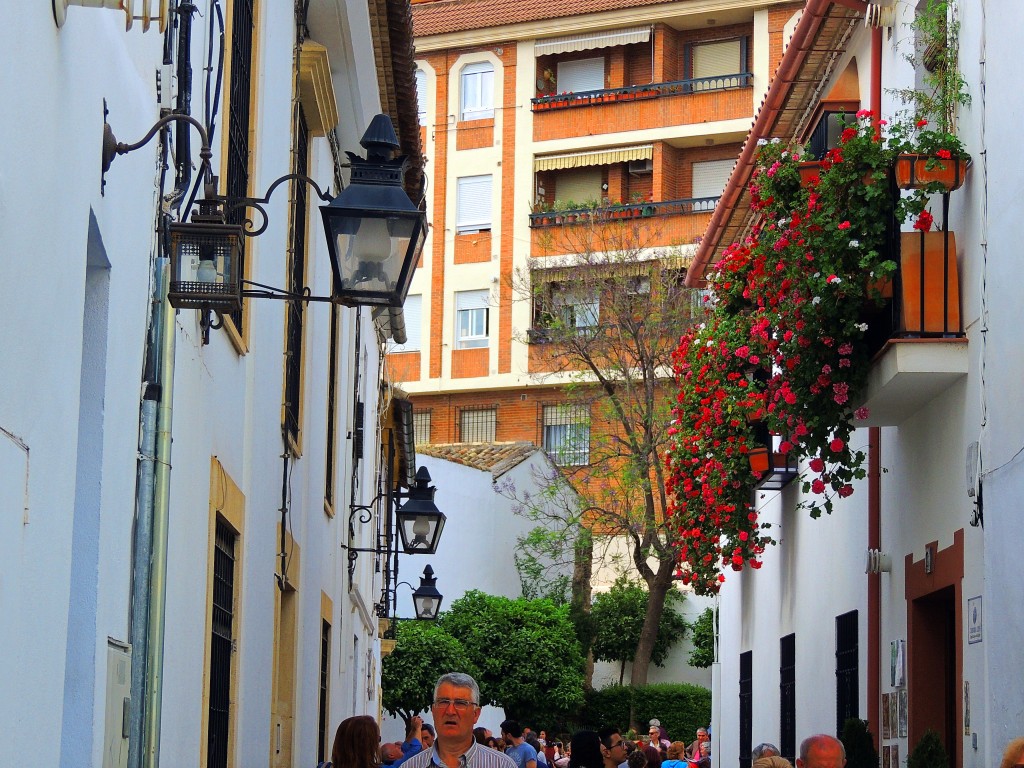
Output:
[320, 671, 1024, 768]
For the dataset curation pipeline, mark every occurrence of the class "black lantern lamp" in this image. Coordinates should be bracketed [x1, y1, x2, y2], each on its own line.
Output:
[167, 200, 244, 313]
[411, 565, 443, 620]
[321, 113, 427, 308]
[394, 466, 446, 555]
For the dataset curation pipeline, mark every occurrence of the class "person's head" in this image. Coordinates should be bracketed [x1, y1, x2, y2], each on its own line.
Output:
[752, 744, 780, 761]
[570, 730, 604, 768]
[1000, 738, 1024, 768]
[696, 729, 709, 743]
[502, 719, 524, 740]
[382, 743, 404, 764]
[797, 735, 846, 768]
[628, 749, 649, 768]
[526, 734, 544, 753]
[753, 757, 793, 768]
[331, 715, 381, 768]
[599, 727, 628, 768]
[421, 723, 436, 748]
[667, 742, 687, 761]
[643, 744, 662, 768]
[474, 727, 489, 745]
[431, 672, 483, 748]
[541, 732, 549, 743]
[496, 738, 507, 751]
[649, 727, 662, 744]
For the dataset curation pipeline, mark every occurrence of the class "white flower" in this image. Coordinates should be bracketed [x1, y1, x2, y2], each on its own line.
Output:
[778, 218, 790, 227]
[771, 137, 781, 144]
[813, 272, 821, 279]
[757, 138, 768, 146]
[849, 239, 860, 248]
[812, 296, 822, 305]
[856, 322, 869, 332]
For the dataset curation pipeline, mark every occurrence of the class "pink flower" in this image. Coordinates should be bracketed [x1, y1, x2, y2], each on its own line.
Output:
[838, 343, 853, 355]
[830, 438, 845, 452]
[735, 345, 750, 358]
[854, 407, 870, 420]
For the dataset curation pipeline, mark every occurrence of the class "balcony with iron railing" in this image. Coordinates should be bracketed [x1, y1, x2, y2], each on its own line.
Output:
[531, 74, 754, 141]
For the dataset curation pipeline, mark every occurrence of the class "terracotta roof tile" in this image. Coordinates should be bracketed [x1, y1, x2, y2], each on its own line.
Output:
[413, 0, 674, 37]
[418, 441, 541, 477]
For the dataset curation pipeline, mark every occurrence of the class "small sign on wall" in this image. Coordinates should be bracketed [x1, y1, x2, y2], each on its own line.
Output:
[968, 596, 982, 643]
[890, 640, 906, 687]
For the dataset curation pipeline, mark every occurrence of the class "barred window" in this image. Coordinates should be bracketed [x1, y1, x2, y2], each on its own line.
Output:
[459, 407, 496, 442]
[542, 404, 590, 465]
[413, 410, 432, 445]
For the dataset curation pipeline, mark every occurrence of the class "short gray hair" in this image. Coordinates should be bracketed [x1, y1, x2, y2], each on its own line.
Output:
[752, 744, 780, 760]
[434, 672, 481, 704]
[799, 735, 846, 762]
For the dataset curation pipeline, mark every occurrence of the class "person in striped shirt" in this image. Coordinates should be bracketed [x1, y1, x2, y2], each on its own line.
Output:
[403, 672, 516, 768]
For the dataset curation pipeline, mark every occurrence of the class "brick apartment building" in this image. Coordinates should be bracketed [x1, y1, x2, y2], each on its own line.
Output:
[389, 0, 802, 466]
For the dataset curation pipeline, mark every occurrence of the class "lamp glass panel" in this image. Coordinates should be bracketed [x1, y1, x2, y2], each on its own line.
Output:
[168, 224, 242, 310]
[332, 214, 417, 296]
[414, 595, 439, 619]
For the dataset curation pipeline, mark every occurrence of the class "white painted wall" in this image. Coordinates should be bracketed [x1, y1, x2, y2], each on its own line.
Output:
[0, 1, 399, 765]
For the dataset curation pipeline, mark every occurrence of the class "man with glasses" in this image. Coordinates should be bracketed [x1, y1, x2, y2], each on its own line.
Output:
[599, 727, 630, 768]
[403, 672, 516, 768]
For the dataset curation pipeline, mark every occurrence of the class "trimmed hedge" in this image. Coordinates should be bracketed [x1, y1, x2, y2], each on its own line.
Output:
[581, 683, 712, 740]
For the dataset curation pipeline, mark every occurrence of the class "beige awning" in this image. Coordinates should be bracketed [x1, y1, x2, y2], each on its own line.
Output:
[535, 26, 652, 56]
[534, 144, 653, 172]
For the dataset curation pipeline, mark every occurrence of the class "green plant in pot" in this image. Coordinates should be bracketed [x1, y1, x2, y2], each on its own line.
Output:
[889, 0, 971, 190]
[840, 718, 880, 768]
[906, 729, 949, 768]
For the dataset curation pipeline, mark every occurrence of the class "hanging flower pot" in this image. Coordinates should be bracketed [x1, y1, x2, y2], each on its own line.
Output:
[894, 154, 970, 191]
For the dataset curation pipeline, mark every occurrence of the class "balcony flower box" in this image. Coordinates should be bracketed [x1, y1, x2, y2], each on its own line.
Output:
[898, 230, 961, 334]
[894, 154, 969, 191]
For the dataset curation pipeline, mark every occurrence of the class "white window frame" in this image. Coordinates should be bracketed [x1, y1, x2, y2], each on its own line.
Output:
[460, 61, 494, 121]
[415, 69, 428, 126]
[455, 289, 490, 349]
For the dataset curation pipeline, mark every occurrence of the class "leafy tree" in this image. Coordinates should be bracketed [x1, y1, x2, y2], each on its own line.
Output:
[502, 208, 700, 686]
[381, 620, 475, 726]
[840, 718, 879, 768]
[439, 590, 586, 722]
[687, 606, 717, 668]
[591, 576, 689, 684]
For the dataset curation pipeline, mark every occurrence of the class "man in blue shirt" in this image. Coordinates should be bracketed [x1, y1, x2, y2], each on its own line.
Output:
[501, 720, 538, 768]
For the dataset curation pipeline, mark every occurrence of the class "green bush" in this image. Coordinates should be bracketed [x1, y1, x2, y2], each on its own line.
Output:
[907, 730, 948, 768]
[840, 718, 879, 768]
[581, 683, 711, 739]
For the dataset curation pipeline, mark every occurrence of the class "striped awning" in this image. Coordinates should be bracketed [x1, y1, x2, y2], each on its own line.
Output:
[535, 26, 652, 56]
[534, 144, 653, 172]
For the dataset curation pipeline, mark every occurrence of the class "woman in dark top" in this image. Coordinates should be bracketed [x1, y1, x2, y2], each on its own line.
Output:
[568, 731, 604, 768]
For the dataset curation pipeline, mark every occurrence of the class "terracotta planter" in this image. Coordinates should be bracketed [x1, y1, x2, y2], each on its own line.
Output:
[798, 161, 822, 186]
[899, 230, 961, 334]
[894, 154, 969, 191]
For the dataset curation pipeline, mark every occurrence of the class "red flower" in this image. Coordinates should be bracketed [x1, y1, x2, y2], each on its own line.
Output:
[914, 210, 934, 232]
[829, 438, 845, 452]
[838, 221, 851, 230]
[809, 457, 825, 473]
[811, 479, 826, 494]
[936, 149, 952, 160]
[838, 484, 855, 498]
[916, 118, 928, 128]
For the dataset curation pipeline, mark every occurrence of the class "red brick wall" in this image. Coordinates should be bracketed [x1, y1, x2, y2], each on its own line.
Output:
[452, 347, 489, 378]
[425, 51, 450, 379]
[626, 41, 652, 86]
[455, 118, 495, 149]
[531, 211, 711, 257]
[387, 352, 421, 382]
[454, 232, 492, 264]
[498, 44, 517, 375]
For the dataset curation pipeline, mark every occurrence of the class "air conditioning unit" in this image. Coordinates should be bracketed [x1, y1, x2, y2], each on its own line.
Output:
[628, 158, 653, 174]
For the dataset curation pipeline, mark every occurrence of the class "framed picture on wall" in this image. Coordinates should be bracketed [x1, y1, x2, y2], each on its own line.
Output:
[883, 746, 891, 768]
[882, 693, 892, 739]
[889, 693, 899, 739]
[891, 744, 900, 768]
[899, 689, 908, 737]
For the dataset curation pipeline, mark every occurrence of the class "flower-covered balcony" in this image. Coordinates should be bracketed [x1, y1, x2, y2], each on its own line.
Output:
[531, 23, 753, 141]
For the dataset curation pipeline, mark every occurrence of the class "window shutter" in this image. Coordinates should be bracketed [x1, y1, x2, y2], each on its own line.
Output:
[455, 289, 491, 312]
[693, 39, 741, 79]
[390, 295, 422, 352]
[555, 168, 603, 205]
[456, 175, 493, 232]
[692, 159, 736, 200]
[557, 57, 605, 93]
[415, 70, 427, 126]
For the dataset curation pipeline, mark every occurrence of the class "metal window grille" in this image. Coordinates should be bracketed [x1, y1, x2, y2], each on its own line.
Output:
[225, 0, 256, 331]
[739, 650, 753, 768]
[208, 519, 237, 768]
[325, 305, 339, 508]
[318, 619, 331, 763]
[413, 410, 431, 445]
[835, 610, 859, 736]
[459, 407, 496, 442]
[780, 634, 796, 762]
[542, 404, 591, 465]
[284, 109, 310, 443]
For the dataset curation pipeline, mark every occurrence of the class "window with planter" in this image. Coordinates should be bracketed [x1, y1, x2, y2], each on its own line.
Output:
[455, 289, 490, 349]
[456, 175, 493, 234]
[556, 57, 605, 93]
[542, 404, 591, 466]
[460, 61, 494, 120]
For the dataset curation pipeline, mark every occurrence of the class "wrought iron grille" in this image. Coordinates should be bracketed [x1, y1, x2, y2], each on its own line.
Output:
[835, 611, 859, 735]
[325, 305, 339, 508]
[780, 634, 796, 762]
[542, 403, 591, 466]
[284, 109, 309, 443]
[458, 406, 496, 442]
[318, 618, 331, 764]
[413, 410, 431, 445]
[208, 519, 236, 768]
[739, 650, 753, 768]
[225, 0, 256, 331]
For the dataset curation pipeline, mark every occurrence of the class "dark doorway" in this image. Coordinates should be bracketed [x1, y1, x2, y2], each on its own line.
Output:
[909, 585, 957, 768]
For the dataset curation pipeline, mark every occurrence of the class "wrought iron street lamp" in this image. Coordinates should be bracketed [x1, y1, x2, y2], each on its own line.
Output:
[394, 466, 446, 555]
[411, 565, 443, 620]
